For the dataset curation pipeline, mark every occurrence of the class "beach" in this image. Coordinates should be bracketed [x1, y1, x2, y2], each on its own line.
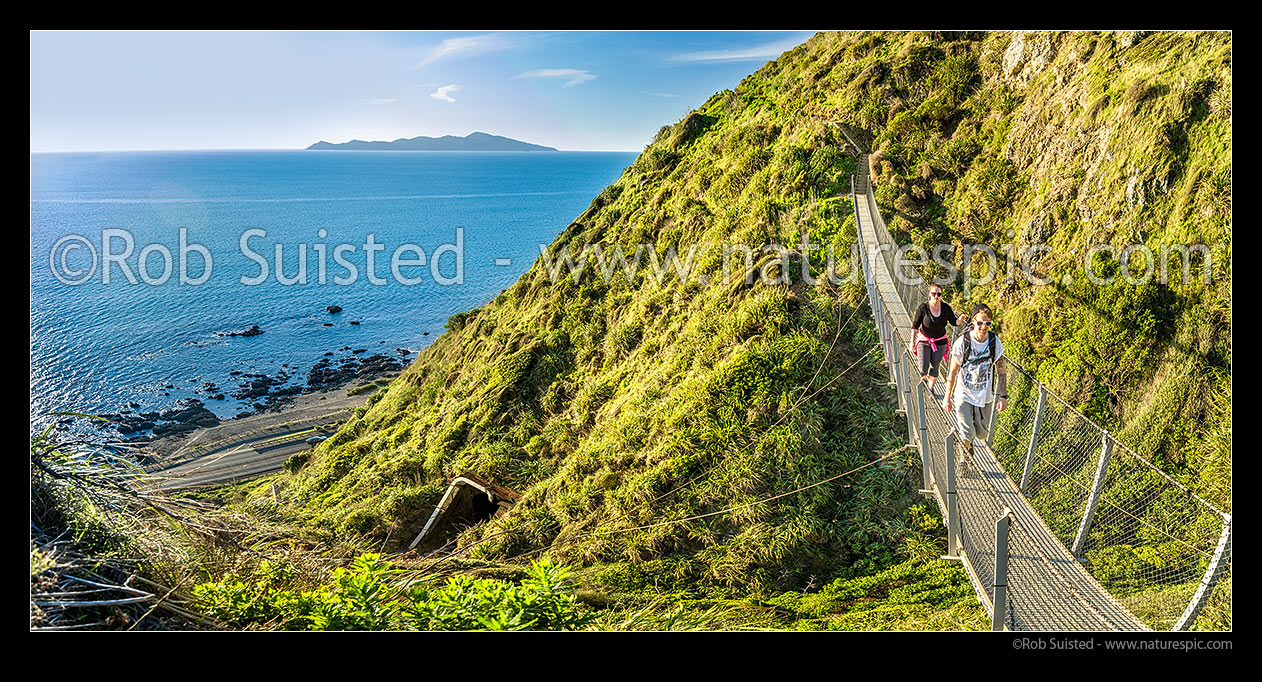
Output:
[144, 371, 397, 465]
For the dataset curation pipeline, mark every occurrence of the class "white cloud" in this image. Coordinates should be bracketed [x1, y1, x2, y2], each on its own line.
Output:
[429, 84, 461, 102]
[643, 91, 680, 98]
[417, 34, 513, 68]
[511, 69, 597, 87]
[666, 37, 803, 63]
[359, 97, 397, 106]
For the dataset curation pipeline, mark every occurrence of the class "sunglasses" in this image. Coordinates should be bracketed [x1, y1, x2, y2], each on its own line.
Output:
[929, 291, 943, 297]
[975, 321, 992, 327]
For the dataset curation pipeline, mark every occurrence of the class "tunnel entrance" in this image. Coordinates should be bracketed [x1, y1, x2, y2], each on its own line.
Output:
[408, 474, 521, 554]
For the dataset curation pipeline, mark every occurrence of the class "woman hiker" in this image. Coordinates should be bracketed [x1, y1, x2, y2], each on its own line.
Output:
[942, 304, 1008, 474]
[909, 284, 959, 398]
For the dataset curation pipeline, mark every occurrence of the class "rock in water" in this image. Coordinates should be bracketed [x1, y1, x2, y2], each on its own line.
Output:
[222, 325, 264, 337]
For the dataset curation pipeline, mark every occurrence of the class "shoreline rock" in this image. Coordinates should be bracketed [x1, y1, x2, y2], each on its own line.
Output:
[96, 338, 409, 445]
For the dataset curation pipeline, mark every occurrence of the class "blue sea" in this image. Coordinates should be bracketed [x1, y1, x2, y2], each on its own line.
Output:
[30, 150, 636, 431]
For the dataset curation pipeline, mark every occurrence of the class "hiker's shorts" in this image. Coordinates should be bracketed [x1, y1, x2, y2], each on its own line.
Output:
[955, 401, 992, 444]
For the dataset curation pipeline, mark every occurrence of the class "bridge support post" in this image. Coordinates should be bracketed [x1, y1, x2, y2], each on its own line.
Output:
[942, 432, 961, 560]
[865, 275, 878, 326]
[1020, 383, 1047, 493]
[858, 237, 878, 306]
[1173, 514, 1232, 630]
[985, 379, 999, 450]
[858, 248, 878, 328]
[865, 256, 878, 319]
[992, 508, 1013, 631]
[903, 353, 913, 444]
[870, 268, 885, 350]
[901, 354, 914, 421]
[888, 313, 897, 386]
[917, 379, 932, 494]
[1072, 433, 1113, 558]
[892, 334, 904, 408]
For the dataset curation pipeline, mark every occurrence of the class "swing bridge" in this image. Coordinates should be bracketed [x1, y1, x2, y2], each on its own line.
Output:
[838, 123, 1230, 631]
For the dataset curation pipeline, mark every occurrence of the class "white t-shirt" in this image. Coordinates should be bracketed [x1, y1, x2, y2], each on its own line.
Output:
[951, 332, 1005, 408]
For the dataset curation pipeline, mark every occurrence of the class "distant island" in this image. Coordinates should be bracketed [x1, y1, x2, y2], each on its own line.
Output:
[306, 132, 558, 152]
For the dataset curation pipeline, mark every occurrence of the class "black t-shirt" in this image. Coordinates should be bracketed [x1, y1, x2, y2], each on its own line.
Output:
[912, 301, 958, 339]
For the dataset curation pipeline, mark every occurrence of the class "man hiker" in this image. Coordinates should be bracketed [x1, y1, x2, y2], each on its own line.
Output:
[942, 304, 1008, 475]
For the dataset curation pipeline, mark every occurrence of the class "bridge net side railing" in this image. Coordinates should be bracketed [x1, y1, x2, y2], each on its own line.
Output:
[877, 298, 1142, 630]
[855, 165, 1231, 631]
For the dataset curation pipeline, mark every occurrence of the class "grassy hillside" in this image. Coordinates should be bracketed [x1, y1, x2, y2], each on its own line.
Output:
[285, 94, 923, 591]
[816, 30, 1230, 506]
[273, 30, 1229, 624]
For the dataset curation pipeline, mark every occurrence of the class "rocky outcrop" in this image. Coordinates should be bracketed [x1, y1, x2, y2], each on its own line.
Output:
[222, 325, 263, 337]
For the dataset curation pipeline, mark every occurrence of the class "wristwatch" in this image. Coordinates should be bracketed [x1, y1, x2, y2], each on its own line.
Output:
[998, 393, 1008, 399]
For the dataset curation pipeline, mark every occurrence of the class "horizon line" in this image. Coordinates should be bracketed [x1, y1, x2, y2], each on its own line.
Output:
[29, 146, 641, 154]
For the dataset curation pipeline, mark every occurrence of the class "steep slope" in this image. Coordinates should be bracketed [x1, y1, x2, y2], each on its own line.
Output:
[284, 49, 923, 595]
[818, 31, 1230, 505]
[280, 31, 1229, 603]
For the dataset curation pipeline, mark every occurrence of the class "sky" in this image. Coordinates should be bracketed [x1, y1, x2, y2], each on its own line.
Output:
[30, 30, 818, 153]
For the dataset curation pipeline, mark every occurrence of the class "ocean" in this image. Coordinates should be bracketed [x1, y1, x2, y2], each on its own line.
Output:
[30, 150, 636, 433]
